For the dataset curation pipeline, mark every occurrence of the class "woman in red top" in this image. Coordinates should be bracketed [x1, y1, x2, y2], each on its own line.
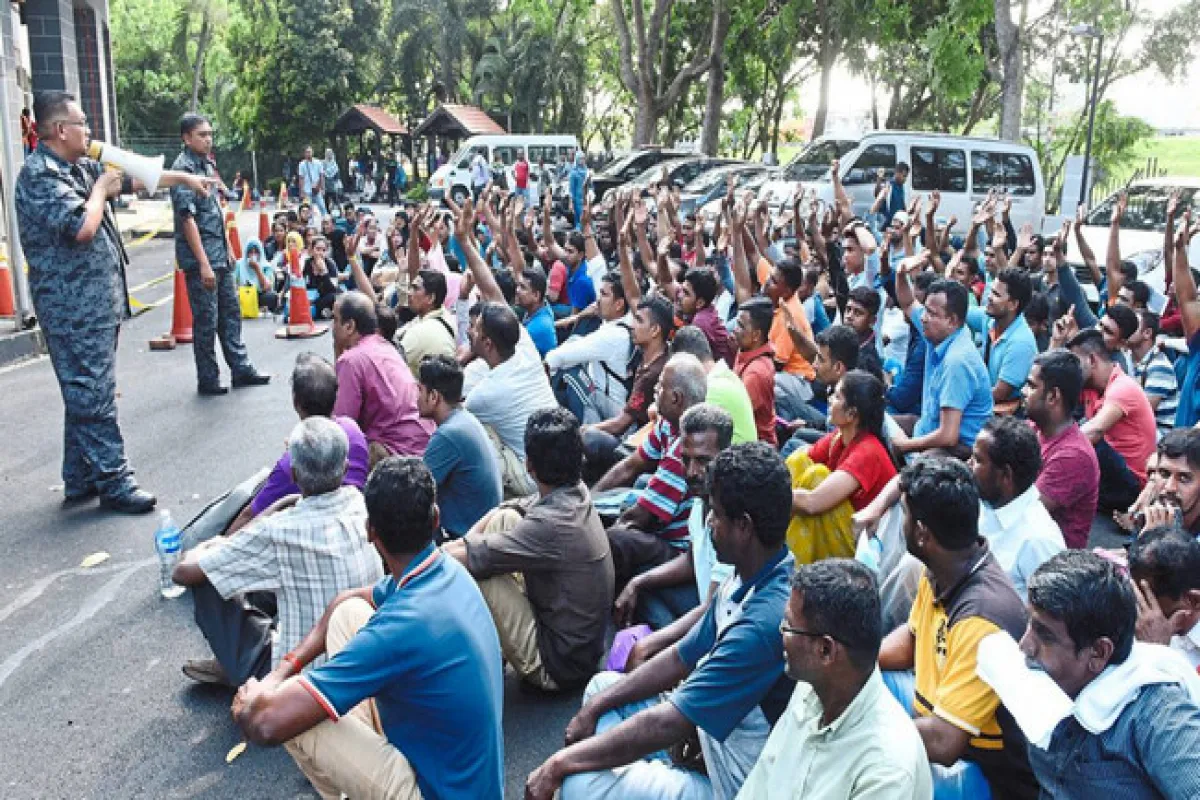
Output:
[791, 370, 898, 514]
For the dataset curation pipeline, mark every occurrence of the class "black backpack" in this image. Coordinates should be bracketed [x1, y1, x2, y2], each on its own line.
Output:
[599, 321, 642, 398]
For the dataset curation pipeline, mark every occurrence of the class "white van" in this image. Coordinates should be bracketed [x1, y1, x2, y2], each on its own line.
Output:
[766, 132, 1046, 236]
[428, 134, 580, 204]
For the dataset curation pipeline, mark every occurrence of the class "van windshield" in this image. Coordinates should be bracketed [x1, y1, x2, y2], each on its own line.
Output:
[784, 139, 858, 181]
[1086, 185, 1200, 232]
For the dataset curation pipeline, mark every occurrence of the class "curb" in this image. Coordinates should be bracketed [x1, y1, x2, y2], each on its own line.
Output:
[0, 325, 46, 368]
[123, 227, 173, 243]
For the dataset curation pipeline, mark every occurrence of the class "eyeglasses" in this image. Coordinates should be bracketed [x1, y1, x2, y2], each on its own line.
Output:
[779, 621, 841, 643]
[58, 119, 89, 129]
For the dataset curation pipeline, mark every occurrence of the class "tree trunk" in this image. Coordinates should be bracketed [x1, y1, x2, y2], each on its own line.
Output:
[811, 39, 837, 140]
[994, 0, 1024, 141]
[634, 94, 658, 147]
[698, 0, 730, 156]
[190, 11, 212, 113]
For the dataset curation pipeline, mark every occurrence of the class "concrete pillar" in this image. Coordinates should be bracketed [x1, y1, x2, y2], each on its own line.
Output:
[24, 0, 79, 97]
[0, 3, 33, 325]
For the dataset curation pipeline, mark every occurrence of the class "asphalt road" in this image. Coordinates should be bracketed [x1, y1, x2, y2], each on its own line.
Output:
[0, 236, 580, 799]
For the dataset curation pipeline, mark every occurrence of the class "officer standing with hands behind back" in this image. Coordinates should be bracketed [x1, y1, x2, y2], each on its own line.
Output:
[170, 113, 271, 396]
[15, 91, 216, 514]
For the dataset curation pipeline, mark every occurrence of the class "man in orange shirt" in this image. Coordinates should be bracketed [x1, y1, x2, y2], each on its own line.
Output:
[733, 297, 777, 445]
[765, 259, 818, 423]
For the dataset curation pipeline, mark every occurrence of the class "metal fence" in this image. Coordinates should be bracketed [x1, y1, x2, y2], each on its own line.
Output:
[1090, 156, 1169, 206]
[122, 137, 297, 193]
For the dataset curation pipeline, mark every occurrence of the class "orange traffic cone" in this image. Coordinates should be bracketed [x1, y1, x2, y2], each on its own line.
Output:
[277, 179, 288, 210]
[150, 268, 193, 350]
[275, 243, 327, 339]
[258, 199, 270, 243]
[226, 211, 243, 261]
[239, 182, 252, 212]
[0, 253, 14, 317]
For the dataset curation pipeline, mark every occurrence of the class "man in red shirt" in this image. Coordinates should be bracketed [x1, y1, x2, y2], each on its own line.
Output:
[1022, 349, 1099, 549]
[1068, 329, 1156, 515]
[514, 149, 531, 206]
[733, 297, 777, 445]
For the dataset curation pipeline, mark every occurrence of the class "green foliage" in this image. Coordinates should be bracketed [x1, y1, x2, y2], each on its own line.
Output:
[111, 0, 192, 137]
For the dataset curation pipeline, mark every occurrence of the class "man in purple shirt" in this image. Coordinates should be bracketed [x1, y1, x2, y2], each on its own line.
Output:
[331, 292, 433, 464]
[226, 353, 370, 536]
[678, 269, 735, 368]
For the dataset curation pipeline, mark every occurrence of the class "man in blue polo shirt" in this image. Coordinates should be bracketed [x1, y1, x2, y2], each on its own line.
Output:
[524, 442, 796, 800]
[515, 266, 557, 357]
[230, 457, 504, 800]
[895, 275, 993, 460]
[966, 267, 1038, 407]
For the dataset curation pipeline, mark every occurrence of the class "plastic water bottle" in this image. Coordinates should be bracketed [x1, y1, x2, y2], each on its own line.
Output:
[155, 510, 185, 599]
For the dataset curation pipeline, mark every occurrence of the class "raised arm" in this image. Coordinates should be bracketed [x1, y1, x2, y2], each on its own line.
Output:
[541, 187, 568, 262]
[831, 158, 851, 221]
[1073, 205, 1101, 287]
[1174, 211, 1200, 338]
[581, 201, 601, 262]
[1106, 191, 1127, 300]
[448, 196, 505, 305]
[406, 207, 425, 280]
[616, 215, 643, 307]
[1009, 222, 1034, 270]
[729, 202, 756, 305]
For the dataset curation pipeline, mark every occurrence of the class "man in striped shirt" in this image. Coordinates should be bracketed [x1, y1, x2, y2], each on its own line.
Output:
[593, 354, 709, 586]
[173, 417, 384, 687]
[1131, 309, 1178, 436]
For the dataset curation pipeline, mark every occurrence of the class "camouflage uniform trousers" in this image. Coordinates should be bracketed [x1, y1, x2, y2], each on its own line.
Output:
[43, 325, 136, 498]
[184, 266, 257, 389]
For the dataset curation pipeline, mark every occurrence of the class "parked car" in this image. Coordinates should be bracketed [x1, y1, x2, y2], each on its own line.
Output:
[590, 147, 693, 203]
[758, 136, 860, 212]
[428, 134, 579, 204]
[1067, 178, 1200, 311]
[677, 163, 772, 219]
[593, 156, 740, 228]
[697, 170, 776, 234]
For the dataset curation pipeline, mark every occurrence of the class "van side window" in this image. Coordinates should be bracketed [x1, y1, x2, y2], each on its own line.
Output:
[459, 145, 487, 170]
[971, 151, 1036, 196]
[912, 147, 967, 193]
[843, 144, 897, 185]
[493, 146, 516, 166]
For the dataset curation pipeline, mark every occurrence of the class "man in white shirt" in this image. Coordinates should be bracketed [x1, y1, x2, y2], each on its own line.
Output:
[547, 274, 634, 424]
[738, 559, 932, 799]
[470, 151, 489, 199]
[1129, 524, 1200, 670]
[464, 300, 558, 496]
[969, 416, 1064, 601]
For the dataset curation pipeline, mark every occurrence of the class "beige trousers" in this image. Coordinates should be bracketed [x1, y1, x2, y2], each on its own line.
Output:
[284, 598, 424, 800]
[475, 509, 559, 691]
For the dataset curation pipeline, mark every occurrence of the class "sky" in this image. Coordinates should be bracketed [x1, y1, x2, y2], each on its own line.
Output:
[797, 0, 1200, 133]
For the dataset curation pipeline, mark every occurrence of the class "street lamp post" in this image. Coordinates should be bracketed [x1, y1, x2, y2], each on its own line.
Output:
[1072, 24, 1104, 208]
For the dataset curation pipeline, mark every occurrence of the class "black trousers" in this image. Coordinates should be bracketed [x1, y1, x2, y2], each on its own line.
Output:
[192, 581, 273, 685]
[607, 525, 677, 589]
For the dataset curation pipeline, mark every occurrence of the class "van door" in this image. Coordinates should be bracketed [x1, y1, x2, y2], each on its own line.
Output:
[969, 148, 1041, 233]
[840, 142, 898, 218]
[911, 145, 969, 232]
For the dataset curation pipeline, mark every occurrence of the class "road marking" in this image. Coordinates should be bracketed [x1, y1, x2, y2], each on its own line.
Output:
[0, 557, 152, 626]
[127, 225, 165, 248]
[0, 558, 152, 691]
[127, 272, 173, 294]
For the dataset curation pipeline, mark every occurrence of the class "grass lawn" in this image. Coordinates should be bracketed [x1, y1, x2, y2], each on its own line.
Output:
[1109, 136, 1200, 182]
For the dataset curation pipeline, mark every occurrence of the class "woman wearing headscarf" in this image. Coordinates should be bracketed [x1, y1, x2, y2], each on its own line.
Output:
[568, 150, 589, 230]
[322, 148, 342, 209]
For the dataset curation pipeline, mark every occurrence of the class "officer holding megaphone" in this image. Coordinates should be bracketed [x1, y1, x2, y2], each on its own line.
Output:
[14, 90, 218, 515]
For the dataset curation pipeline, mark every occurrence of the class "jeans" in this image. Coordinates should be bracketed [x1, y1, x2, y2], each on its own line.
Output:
[882, 670, 993, 800]
[561, 672, 712, 800]
[637, 583, 700, 631]
[1094, 438, 1142, 514]
[307, 190, 328, 216]
[774, 372, 814, 422]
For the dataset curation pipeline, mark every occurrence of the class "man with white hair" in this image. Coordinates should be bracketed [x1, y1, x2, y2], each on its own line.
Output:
[173, 417, 384, 688]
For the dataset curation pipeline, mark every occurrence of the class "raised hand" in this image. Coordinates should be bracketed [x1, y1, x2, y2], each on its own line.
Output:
[1113, 191, 1127, 226]
[928, 190, 941, 215]
[1167, 189, 1181, 222]
[972, 200, 993, 227]
[1016, 222, 1034, 251]
[1076, 204, 1088, 226]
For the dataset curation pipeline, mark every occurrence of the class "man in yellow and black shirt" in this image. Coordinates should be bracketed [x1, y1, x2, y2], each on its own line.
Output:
[879, 456, 1039, 799]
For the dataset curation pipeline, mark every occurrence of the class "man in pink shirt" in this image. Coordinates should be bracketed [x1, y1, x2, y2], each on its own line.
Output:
[331, 292, 433, 464]
[1023, 349, 1100, 548]
[1069, 329, 1156, 515]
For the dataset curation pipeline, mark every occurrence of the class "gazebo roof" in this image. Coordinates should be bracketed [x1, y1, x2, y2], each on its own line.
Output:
[332, 104, 408, 137]
[413, 103, 505, 139]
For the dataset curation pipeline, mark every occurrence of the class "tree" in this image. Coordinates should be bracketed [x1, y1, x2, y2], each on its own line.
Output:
[993, 0, 1027, 140]
[698, 0, 731, 155]
[609, 0, 718, 146]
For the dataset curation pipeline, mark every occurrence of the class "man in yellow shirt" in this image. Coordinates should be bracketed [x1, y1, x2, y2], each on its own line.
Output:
[878, 457, 1039, 800]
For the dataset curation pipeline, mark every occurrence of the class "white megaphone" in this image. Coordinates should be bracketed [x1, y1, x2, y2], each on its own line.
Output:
[87, 141, 164, 194]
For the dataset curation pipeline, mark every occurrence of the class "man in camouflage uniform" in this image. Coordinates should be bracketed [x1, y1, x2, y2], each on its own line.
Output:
[170, 113, 270, 395]
[16, 91, 212, 513]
